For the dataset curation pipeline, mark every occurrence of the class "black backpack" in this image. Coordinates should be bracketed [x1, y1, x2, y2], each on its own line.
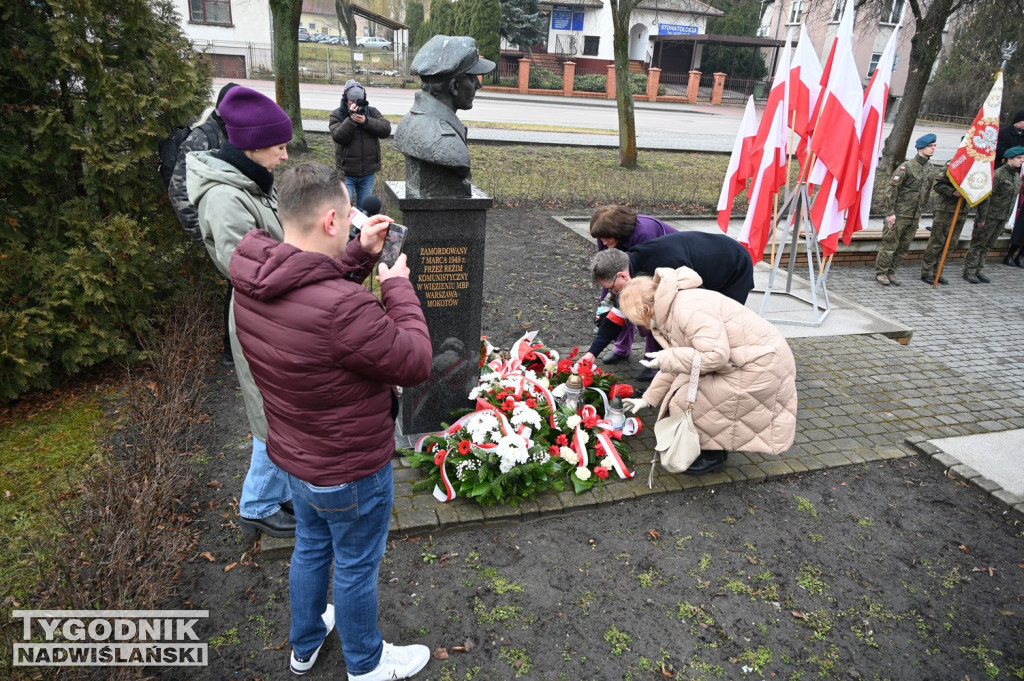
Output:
[158, 120, 218, 189]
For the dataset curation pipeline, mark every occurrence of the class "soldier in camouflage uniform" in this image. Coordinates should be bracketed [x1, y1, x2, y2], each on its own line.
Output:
[919, 164, 969, 285]
[962, 146, 1024, 283]
[874, 134, 939, 286]
[167, 82, 236, 365]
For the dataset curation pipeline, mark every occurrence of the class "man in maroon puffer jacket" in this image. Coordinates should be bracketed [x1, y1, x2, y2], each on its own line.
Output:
[229, 162, 433, 680]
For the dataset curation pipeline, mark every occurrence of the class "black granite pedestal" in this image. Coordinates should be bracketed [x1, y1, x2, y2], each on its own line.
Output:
[385, 181, 493, 435]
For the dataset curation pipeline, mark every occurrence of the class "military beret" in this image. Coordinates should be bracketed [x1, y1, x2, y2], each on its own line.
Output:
[1005, 146, 1024, 159]
[915, 133, 937, 149]
[412, 35, 496, 80]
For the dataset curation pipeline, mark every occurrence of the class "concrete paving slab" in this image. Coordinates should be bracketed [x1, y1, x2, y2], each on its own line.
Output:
[926, 430, 1024, 497]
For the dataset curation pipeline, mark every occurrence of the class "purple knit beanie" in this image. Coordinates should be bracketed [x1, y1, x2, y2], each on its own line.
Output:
[218, 86, 293, 150]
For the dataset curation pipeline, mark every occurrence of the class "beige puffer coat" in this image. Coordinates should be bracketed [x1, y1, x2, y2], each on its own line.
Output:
[641, 267, 797, 454]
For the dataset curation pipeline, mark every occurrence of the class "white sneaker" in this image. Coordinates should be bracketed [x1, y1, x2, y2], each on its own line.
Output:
[290, 604, 336, 675]
[347, 641, 430, 680]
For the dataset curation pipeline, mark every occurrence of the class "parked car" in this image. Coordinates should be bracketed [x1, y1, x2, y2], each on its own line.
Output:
[298, 28, 311, 42]
[356, 36, 392, 50]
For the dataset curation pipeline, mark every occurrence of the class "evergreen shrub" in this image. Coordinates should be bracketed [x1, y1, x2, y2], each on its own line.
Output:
[0, 0, 213, 401]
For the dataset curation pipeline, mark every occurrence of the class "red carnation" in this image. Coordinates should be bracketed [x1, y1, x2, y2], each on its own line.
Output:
[583, 413, 599, 429]
[556, 434, 569, 446]
[548, 445, 560, 457]
[458, 440, 472, 455]
[594, 466, 609, 480]
[526, 398, 537, 408]
[434, 450, 447, 466]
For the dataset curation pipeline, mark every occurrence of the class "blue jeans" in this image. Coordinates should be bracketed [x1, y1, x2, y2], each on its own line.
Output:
[287, 465, 393, 674]
[345, 173, 376, 212]
[239, 436, 291, 519]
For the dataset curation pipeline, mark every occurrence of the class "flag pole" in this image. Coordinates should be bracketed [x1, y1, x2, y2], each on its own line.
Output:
[934, 198, 963, 288]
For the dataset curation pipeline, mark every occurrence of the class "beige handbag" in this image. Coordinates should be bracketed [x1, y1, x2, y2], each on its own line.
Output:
[649, 355, 702, 485]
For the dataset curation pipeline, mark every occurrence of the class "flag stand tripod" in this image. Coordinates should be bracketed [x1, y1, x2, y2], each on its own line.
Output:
[757, 182, 832, 327]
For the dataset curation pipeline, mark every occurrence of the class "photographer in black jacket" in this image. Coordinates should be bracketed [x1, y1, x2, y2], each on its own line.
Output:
[328, 80, 392, 211]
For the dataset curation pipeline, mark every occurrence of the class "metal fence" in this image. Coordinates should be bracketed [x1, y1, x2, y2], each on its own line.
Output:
[658, 71, 689, 97]
[197, 40, 411, 87]
[721, 76, 770, 105]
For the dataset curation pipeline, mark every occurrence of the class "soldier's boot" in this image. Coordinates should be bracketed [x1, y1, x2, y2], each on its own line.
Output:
[1004, 245, 1019, 265]
[963, 272, 981, 284]
[976, 272, 991, 283]
[1015, 253, 1024, 268]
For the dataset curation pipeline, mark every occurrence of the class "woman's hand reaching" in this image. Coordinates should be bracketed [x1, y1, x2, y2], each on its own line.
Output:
[639, 351, 663, 369]
[622, 398, 650, 414]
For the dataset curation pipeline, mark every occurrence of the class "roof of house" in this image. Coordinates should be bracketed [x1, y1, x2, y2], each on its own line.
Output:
[539, 0, 724, 16]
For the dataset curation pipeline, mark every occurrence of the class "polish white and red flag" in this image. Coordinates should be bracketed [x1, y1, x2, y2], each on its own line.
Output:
[839, 26, 901, 252]
[809, 0, 863, 250]
[738, 34, 793, 262]
[716, 96, 758, 231]
[789, 24, 822, 152]
[948, 72, 1004, 206]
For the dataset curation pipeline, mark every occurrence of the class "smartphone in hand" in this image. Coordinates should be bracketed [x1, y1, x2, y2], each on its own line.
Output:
[378, 223, 408, 268]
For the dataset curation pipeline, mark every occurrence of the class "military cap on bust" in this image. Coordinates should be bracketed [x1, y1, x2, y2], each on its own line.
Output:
[915, 133, 937, 149]
[1004, 146, 1024, 159]
[412, 35, 495, 81]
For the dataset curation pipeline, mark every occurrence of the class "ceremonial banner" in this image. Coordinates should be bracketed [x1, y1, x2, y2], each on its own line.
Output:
[947, 73, 1004, 206]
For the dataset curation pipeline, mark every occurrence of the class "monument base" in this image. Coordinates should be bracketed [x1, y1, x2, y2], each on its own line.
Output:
[385, 181, 493, 435]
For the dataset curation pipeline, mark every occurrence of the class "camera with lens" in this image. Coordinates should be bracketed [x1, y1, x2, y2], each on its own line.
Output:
[355, 98, 368, 116]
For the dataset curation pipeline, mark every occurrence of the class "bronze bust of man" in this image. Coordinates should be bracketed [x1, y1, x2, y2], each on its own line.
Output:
[394, 35, 495, 198]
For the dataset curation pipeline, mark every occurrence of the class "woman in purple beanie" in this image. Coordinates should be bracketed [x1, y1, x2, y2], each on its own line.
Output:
[589, 205, 677, 366]
[184, 86, 297, 541]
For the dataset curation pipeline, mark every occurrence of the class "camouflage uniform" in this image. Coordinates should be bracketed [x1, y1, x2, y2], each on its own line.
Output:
[168, 116, 228, 242]
[920, 168, 969, 280]
[875, 154, 937, 277]
[964, 163, 1023, 276]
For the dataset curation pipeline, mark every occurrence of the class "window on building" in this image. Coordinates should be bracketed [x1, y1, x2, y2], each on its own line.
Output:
[880, 0, 904, 24]
[583, 36, 600, 56]
[866, 52, 881, 78]
[788, 0, 804, 24]
[190, 0, 231, 25]
[831, 0, 845, 22]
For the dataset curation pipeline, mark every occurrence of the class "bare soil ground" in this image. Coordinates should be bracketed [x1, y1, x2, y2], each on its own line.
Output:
[165, 207, 1024, 681]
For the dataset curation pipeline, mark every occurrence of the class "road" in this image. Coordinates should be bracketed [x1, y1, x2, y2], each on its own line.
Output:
[213, 77, 966, 158]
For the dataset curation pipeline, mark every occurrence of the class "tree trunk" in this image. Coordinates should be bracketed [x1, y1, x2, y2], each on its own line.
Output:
[610, 0, 637, 167]
[879, 3, 950, 174]
[335, 0, 358, 76]
[270, 0, 307, 152]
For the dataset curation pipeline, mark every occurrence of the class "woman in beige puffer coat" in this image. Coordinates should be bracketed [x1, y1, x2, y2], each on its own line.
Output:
[619, 267, 797, 471]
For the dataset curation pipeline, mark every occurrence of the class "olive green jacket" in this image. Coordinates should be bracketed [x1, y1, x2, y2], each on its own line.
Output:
[884, 154, 937, 219]
[187, 151, 285, 441]
[975, 163, 1022, 226]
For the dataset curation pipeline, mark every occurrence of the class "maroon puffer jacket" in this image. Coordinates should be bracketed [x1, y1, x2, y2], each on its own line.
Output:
[229, 230, 431, 485]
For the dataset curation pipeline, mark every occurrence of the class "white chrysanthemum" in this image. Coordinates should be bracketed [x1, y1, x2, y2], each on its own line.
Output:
[566, 414, 582, 429]
[600, 456, 614, 469]
[577, 431, 590, 445]
[575, 466, 592, 481]
[521, 368, 539, 381]
[466, 412, 500, 443]
[511, 404, 542, 430]
[559, 446, 578, 464]
[495, 434, 529, 474]
[468, 373, 501, 399]
[500, 377, 523, 391]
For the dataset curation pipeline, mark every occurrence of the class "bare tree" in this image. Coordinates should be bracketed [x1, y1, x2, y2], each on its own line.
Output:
[269, 0, 307, 151]
[854, 0, 976, 173]
[335, 0, 359, 73]
[609, 0, 644, 167]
